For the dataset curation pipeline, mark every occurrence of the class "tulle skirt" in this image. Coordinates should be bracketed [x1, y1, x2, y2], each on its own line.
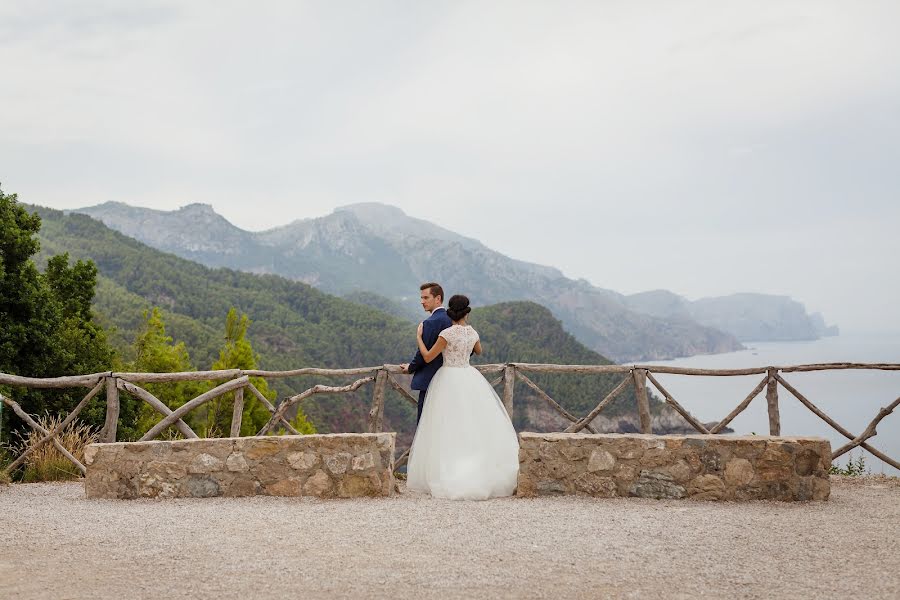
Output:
[407, 365, 519, 500]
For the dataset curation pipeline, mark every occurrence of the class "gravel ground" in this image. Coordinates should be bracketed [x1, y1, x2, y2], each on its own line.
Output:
[1, 478, 898, 599]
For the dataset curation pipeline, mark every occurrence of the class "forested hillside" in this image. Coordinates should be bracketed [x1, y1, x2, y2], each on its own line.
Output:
[27, 204, 672, 442]
[74, 201, 747, 361]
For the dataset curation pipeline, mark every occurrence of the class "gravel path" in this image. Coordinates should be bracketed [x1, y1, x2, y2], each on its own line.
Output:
[1, 478, 898, 599]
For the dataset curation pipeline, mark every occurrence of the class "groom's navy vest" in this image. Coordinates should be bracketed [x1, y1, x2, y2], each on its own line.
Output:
[408, 307, 453, 391]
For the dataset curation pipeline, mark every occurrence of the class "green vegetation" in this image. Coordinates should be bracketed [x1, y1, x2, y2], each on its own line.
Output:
[0, 187, 118, 441]
[199, 308, 315, 437]
[342, 290, 420, 322]
[830, 452, 869, 476]
[129, 307, 204, 437]
[31, 205, 413, 372]
[103, 305, 316, 440]
[29, 204, 418, 436]
[0, 446, 11, 484]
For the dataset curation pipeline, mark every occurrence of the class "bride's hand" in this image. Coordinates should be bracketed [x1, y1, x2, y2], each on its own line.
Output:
[416, 322, 424, 338]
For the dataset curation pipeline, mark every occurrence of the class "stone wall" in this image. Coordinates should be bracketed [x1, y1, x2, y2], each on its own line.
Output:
[84, 433, 395, 499]
[517, 433, 830, 501]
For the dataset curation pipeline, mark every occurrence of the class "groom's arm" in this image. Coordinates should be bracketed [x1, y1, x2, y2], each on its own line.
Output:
[408, 319, 441, 373]
[407, 348, 424, 374]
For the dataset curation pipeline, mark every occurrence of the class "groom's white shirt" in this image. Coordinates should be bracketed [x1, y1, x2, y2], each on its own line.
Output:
[431, 307, 446, 315]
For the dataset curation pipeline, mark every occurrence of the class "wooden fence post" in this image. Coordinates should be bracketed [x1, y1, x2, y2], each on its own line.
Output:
[230, 386, 245, 438]
[632, 368, 652, 434]
[502, 365, 515, 419]
[101, 376, 119, 442]
[367, 368, 388, 433]
[766, 368, 781, 435]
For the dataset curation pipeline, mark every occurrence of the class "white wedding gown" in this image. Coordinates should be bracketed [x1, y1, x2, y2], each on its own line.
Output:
[407, 324, 519, 500]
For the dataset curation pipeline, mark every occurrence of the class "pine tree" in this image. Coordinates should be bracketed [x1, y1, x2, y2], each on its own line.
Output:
[202, 308, 315, 437]
[129, 307, 203, 439]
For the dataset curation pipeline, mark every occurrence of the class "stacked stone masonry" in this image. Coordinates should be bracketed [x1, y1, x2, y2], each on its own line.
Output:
[84, 433, 395, 499]
[517, 433, 831, 501]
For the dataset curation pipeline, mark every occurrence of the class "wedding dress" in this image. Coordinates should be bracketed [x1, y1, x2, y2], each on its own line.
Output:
[406, 324, 519, 500]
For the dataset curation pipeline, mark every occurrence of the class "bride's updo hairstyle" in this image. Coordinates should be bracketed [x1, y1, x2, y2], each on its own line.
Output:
[446, 294, 472, 322]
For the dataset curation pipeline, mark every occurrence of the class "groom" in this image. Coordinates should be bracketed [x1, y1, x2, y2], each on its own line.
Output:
[401, 282, 452, 423]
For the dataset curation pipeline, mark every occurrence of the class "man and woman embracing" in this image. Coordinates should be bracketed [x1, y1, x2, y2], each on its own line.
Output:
[400, 283, 518, 500]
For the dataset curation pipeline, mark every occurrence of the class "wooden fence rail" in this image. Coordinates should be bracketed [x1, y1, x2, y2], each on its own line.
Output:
[1, 362, 898, 478]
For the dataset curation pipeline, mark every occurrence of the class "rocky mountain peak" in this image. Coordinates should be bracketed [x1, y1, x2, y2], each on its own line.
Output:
[72, 200, 250, 258]
[177, 202, 218, 216]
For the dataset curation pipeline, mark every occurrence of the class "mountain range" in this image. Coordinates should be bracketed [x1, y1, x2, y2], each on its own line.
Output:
[72, 201, 838, 361]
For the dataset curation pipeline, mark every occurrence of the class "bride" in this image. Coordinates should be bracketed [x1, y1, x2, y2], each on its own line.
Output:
[406, 294, 520, 500]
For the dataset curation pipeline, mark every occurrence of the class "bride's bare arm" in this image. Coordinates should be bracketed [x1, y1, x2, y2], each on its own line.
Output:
[473, 340, 482, 355]
[417, 323, 448, 363]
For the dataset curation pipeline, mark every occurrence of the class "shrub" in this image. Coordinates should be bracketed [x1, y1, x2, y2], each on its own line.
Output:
[17, 414, 98, 482]
[830, 451, 868, 476]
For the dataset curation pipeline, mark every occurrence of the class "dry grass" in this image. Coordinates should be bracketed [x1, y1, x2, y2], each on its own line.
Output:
[16, 415, 97, 482]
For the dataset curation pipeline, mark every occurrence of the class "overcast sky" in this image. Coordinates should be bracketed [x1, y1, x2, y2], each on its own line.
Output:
[2, 1, 898, 332]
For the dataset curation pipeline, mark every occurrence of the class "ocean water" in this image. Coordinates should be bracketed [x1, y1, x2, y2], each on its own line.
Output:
[648, 333, 900, 475]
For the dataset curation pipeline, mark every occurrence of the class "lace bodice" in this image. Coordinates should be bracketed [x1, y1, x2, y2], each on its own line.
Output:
[439, 325, 479, 367]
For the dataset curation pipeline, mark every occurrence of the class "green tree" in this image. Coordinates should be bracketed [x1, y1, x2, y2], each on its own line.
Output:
[0, 186, 118, 441]
[201, 308, 315, 436]
[129, 307, 204, 439]
[44, 253, 126, 434]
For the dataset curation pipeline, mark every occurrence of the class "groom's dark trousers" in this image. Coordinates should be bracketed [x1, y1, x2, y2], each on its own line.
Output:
[408, 307, 453, 423]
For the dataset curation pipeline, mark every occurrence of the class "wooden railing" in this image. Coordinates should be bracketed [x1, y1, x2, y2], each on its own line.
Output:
[1, 362, 898, 478]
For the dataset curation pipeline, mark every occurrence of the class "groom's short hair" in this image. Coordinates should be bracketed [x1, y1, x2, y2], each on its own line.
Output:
[420, 282, 444, 302]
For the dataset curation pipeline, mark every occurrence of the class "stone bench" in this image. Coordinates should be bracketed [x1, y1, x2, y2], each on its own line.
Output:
[517, 433, 831, 501]
[84, 433, 395, 499]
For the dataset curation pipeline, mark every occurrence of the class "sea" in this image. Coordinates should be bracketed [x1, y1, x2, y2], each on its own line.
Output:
[648, 332, 900, 476]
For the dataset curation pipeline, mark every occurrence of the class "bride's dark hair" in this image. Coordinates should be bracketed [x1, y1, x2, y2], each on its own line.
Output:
[446, 294, 471, 321]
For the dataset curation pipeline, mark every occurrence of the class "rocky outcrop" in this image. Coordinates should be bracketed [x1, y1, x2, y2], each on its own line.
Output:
[517, 433, 831, 501]
[73, 201, 259, 260]
[84, 433, 395, 499]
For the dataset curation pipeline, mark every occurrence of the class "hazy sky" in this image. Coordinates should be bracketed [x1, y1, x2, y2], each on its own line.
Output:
[2, 1, 898, 332]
